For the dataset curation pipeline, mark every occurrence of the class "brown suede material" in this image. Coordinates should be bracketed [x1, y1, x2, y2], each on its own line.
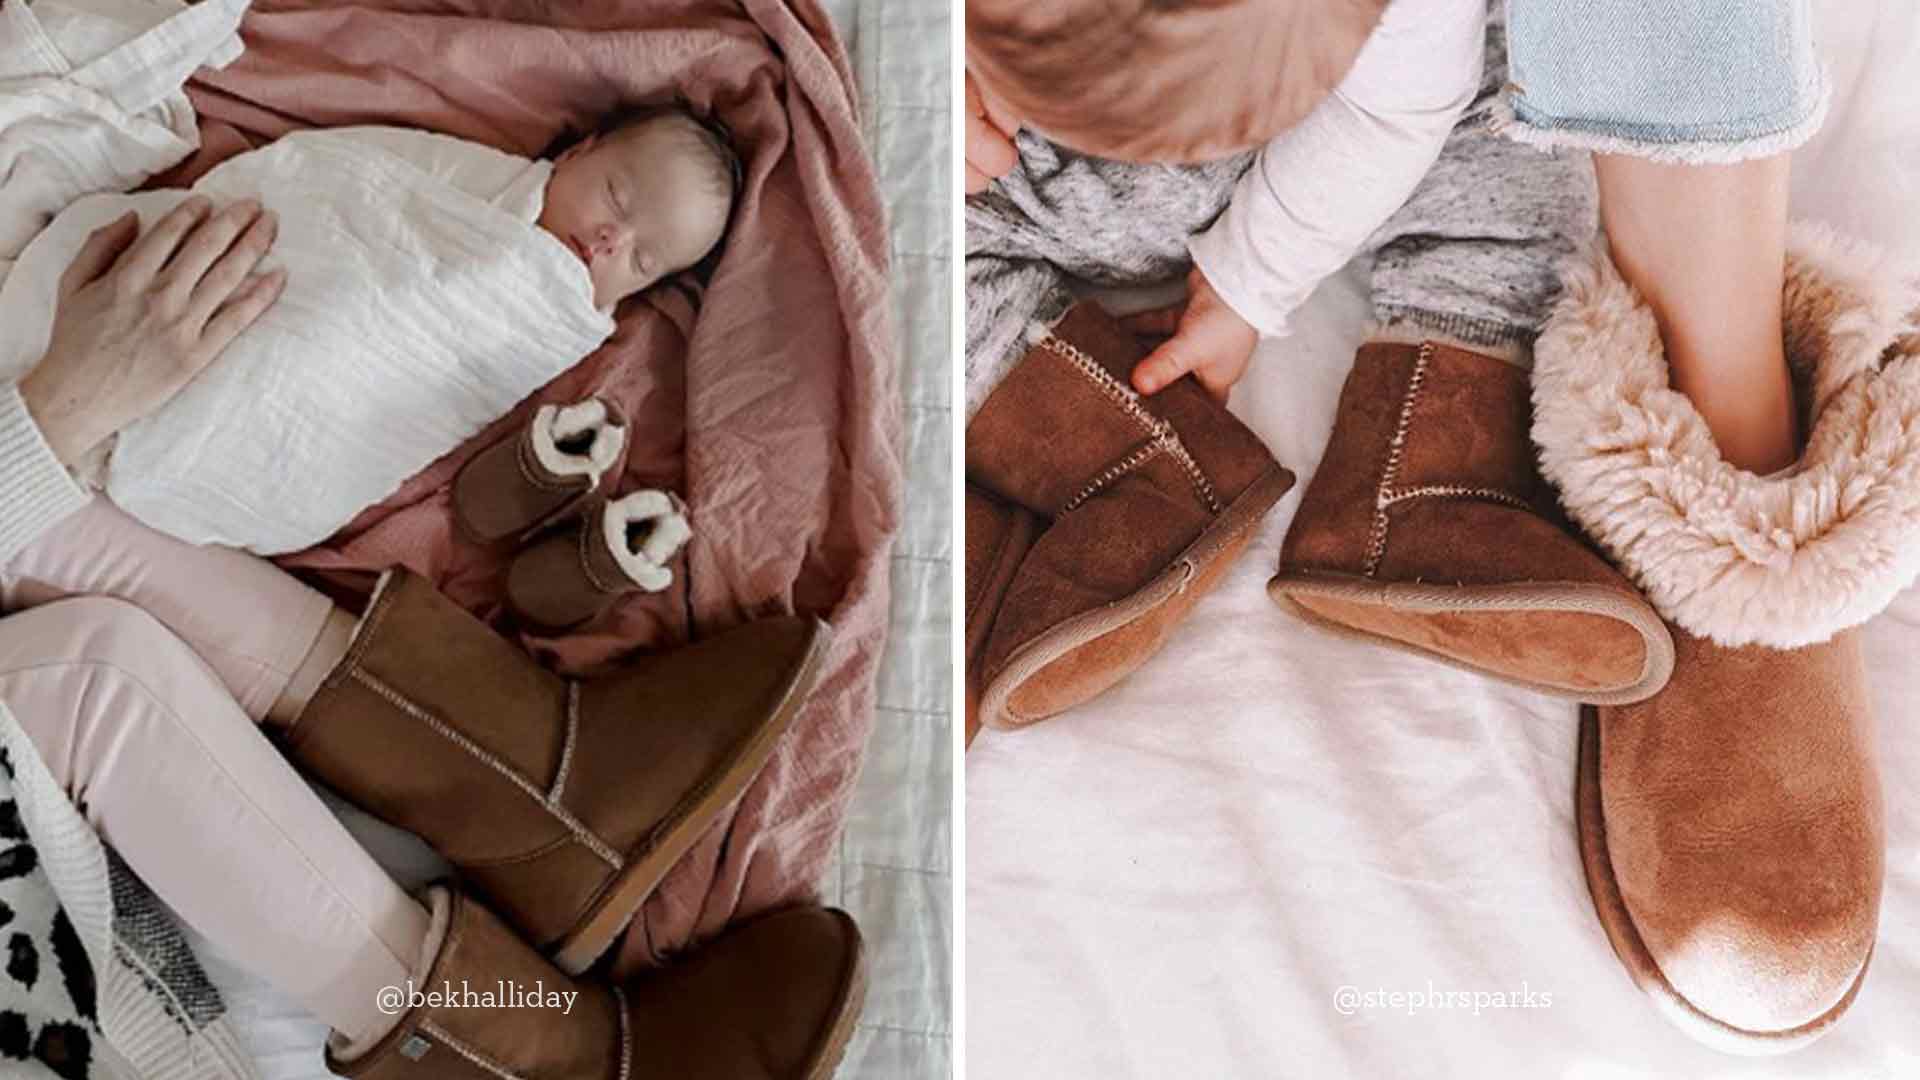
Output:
[1278, 344, 1415, 575]
[307, 570, 568, 779]
[333, 888, 619, 1079]
[462, 840, 618, 946]
[570, 617, 821, 856]
[1293, 594, 1642, 692]
[967, 326, 1159, 517]
[964, 484, 1038, 667]
[621, 906, 865, 1079]
[967, 302, 1287, 727]
[507, 513, 639, 633]
[451, 404, 618, 545]
[1042, 302, 1274, 504]
[339, 890, 863, 1080]
[1275, 340, 1658, 695]
[1594, 629, 1882, 1034]
[965, 484, 1038, 748]
[1374, 501, 1649, 598]
[1391, 344, 1540, 498]
[980, 461, 1212, 685]
[1007, 521, 1255, 722]
[288, 570, 817, 954]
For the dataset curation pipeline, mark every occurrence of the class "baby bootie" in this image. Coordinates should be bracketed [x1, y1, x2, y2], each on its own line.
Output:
[1533, 224, 1920, 1053]
[1272, 339, 1672, 703]
[453, 397, 628, 544]
[967, 302, 1294, 732]
[507, 490, 692, 633]
[964, 483, 1040, 745]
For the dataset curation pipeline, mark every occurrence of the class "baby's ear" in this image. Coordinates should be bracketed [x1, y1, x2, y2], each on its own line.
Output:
[555, 133, 597, 163]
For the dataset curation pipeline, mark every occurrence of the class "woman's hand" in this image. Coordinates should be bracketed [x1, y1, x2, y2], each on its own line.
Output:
[1124, 266, 1259, 401]
[19, 196, 285, 464]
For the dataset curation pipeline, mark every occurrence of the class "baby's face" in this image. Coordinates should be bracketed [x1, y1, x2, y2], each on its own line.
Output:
[538, 122, 729, 309]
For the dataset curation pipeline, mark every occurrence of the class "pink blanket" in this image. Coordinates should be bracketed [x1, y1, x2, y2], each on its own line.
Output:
[171, 0, 899, 975]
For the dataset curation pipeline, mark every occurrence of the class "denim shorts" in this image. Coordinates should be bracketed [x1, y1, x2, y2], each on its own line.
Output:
[1499, 0, 1826, 163]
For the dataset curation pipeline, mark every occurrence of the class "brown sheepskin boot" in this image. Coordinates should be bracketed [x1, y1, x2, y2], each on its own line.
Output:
[1532, 224, 1920, 1053]
[453, 397, 628, 545]
[966, 302, 1294, 732]
[508, 490, 693, 632]
[284, 569, 828, 975]
[1270, 339, 1673, 703]
[964, 483, 1039, 746]
[331, 884, 865, 1080]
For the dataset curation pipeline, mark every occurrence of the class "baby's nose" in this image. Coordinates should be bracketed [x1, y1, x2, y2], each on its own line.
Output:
[595, 221, 632, 252]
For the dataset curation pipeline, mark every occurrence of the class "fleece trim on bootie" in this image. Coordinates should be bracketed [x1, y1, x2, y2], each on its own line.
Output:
[530, 399, 626, 490]
[602, 490, 692, 593]
[1532, 221, 1920, 649]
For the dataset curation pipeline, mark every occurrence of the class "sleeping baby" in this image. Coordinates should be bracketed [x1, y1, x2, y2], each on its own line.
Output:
[0, 100, 736, 555]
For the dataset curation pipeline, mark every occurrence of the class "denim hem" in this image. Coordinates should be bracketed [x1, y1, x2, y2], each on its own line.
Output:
[1492, 74, 1830, 165]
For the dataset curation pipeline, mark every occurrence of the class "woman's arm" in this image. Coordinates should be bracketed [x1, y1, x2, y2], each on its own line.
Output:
[1, 197, 283, 563]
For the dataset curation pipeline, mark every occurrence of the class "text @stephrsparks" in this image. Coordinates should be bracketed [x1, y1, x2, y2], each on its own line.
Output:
[377, 980, 580, 1016]
[1333, 981, 1552, 1016]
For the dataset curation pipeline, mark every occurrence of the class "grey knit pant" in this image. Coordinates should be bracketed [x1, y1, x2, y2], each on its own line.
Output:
[964, 11, 1597, 420]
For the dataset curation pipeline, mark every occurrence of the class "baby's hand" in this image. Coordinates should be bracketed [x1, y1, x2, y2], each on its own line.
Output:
[1125, 266, 1258, 402]
[965, 71, 1020, 195]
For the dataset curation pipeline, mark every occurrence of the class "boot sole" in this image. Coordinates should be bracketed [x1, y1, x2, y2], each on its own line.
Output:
[1576, 706, 1872, 1054]
[979, 463, 1294, 730]
[805, 910, 871, 1080]
[1268, 573, 1674, 705]
[550, 618, 833, 975]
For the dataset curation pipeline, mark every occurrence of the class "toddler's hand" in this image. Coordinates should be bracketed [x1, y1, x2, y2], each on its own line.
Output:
[1126, 266, 1257, 401]
[965, 71, 1020, 194]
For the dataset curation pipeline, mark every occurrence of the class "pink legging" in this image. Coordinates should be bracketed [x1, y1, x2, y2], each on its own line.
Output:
[0, 497, 429, 1045]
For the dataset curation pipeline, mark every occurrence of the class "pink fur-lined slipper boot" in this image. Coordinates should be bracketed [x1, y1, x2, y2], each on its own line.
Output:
[507, 489, 693, 633]
[1532, 223, 1920, 1055]
[453, 397, 629, 545]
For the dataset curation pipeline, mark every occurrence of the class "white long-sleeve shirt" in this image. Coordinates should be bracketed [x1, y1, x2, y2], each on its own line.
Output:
[1189, 0, 1486, 337]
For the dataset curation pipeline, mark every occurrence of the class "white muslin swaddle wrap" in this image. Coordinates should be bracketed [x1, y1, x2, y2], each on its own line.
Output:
[0, 0, 616, 554]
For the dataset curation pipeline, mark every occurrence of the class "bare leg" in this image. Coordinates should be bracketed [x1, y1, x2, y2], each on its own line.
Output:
[1593, 153, 1799, 474]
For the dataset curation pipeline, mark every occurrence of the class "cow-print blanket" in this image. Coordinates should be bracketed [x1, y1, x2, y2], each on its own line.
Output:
[0, 780, 95, 1079]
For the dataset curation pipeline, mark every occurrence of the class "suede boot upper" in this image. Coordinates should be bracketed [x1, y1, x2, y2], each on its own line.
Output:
[966, 302, 1292, 730]
[286, 569, 826, 974]
[1273, 339, 1671, 701]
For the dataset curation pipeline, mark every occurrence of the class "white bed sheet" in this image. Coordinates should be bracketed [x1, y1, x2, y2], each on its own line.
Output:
[186, 1, 954, 1077]
[965, 3, 1920, 1077]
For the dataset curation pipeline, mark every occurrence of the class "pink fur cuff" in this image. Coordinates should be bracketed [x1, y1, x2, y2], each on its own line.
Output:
[1531, 223, 1920, 649]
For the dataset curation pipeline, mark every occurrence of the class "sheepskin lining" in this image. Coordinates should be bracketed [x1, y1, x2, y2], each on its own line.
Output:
[601, 490, 690, 593]
[1531, 222, 1920, 648]
[529, 399, 624, 487]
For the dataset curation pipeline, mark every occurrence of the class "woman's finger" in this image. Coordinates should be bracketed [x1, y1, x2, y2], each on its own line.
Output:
[197, 268, 287, 365]
[117, 196, 215, 287]
[161, 200, 267, 307]
[56, 212, 140, 302]
[182, 209, 278, 329]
